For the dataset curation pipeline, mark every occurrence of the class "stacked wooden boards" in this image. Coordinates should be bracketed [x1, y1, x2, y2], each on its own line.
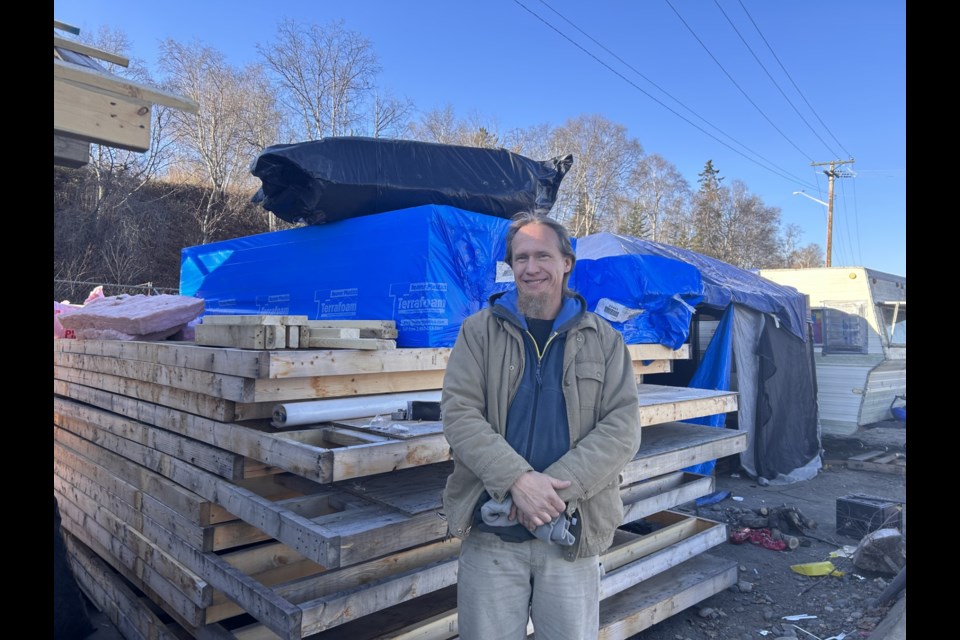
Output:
[53, 334, 745, 640]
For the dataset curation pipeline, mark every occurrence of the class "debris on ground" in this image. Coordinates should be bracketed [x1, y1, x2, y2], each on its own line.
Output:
[789, 561, 844, 577]
[730, 527, 795, 551]
[852, 528, 905, 574]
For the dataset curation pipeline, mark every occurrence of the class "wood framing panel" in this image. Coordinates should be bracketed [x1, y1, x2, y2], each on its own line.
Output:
[54, 78, 151, 150]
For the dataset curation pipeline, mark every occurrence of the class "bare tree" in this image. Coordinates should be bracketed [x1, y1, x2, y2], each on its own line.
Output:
[618, 154, 691, 242]
[548, 115, 644, 237]
[724, 180, 782, 269]
[779, 224, 825, 267]
[158, 39, 275, 243]
[258, 19, 380, 140]
[408, 105, 469, 144]
[370, 90, 415, 139]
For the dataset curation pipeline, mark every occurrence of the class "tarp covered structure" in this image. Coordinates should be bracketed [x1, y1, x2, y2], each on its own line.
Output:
[181, 205, 513, 348]
[576, 232, 821, 484]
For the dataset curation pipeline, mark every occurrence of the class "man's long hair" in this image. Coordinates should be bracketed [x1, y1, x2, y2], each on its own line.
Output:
[504, 211, 577, 295]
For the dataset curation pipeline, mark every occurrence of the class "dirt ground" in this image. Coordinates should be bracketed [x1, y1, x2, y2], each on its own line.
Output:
[626, 420, 907, 640]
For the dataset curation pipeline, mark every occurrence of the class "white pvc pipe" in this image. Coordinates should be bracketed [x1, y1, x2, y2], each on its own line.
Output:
[271, 390, 442, 427]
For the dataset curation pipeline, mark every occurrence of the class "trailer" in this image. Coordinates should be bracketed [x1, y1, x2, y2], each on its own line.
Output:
[758, 267, 905, 435]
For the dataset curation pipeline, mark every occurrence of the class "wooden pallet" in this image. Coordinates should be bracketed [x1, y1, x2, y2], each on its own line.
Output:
[827, 450, 906, 475]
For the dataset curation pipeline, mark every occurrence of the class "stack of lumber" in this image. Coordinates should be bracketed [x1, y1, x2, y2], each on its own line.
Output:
[53, 317, 746, 640]
[195, 316, 400, 351]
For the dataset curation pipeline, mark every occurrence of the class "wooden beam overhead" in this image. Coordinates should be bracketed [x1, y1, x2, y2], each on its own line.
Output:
[54, 79, 152, 151]
[54, 35, 130, 67]
[54, 58, 200, 114]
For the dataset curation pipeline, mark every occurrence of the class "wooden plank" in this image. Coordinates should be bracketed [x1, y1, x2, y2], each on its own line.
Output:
[55, 352, 254, 401]
[636, 384, 738, 427]
[62, 532, 187, 640]
[261, 348, 450, 379]
[54, 429, 233, 527]
[57, 475, 210, 612]
[304, 337, 396, 351]
[54, 338, 269, 379]
[620, 472, 714, 525]
[53, 362, 240, 421]
[633, 359, 670, 376]
[54, 78, 152, 150]
[846, 458, 906, 476]
[599, 514, 727, 600]
[54, 34, 130, 66]
[57, 350, 446, 403]
[212, 539, 460, 627]
[301, 558, 458, 636]
[55, 434, 216, 553]
[56, 487, 209, 628]
[60, 470, 306, 639]
[623, 422, 748, 485]
[848, 450, 886, 462]
[52, 339, 676, 382]
[278, 517, 728, 640]
[54, 133, 89, 167]
[276, 429, 451, 484]
[308, 328, 361, 340]
[55, 396, 246, 480]
[252, 370, 443, 403]
[54, 19, 82, 35]
[196, 324, 268, 350]
[332, 419, 443, 440]
[596, 553, 738, 640]
[627, 343, 690, 361]
[54, 381, 336, 483]
[286, 326, 301, 349]
[54, 57, 199, 113]
[56, 375, 744, 487]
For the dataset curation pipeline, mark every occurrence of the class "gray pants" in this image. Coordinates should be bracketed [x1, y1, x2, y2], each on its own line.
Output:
[456, 530, 601, 640]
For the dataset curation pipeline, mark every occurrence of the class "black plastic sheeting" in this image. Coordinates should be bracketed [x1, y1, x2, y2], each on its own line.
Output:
[250, 137, 573, 225]
[753, 318, 820, 480]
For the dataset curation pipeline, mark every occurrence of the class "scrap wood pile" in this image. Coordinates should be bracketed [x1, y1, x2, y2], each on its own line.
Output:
[54, 303, 749, 640]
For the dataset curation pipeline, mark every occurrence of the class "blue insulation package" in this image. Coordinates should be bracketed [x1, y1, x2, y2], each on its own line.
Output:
[180, 205, 513, 347]
[571, 253, 704, 349]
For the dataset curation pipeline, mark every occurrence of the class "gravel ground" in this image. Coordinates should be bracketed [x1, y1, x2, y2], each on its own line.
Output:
[626, 422, 907, 640]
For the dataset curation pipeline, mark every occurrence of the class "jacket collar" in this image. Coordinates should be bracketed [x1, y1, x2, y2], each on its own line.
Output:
[490, 289, 587, 333]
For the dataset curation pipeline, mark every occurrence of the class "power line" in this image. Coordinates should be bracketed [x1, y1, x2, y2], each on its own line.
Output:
[735, 0, 853, 159]
[715, 0, 842, 160]
[664, 0, 814, 163]
[533, 0, 806, 186]
[513, 0, 819, 190]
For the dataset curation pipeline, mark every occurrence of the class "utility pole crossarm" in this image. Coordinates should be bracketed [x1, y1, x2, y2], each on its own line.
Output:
[809, 158, 855, 267]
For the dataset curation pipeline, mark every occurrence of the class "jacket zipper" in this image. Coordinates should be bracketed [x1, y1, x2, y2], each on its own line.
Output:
[524, 330, 557, 457]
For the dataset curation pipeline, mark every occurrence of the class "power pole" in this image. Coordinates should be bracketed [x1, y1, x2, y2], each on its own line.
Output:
[810, 159, 855, 266]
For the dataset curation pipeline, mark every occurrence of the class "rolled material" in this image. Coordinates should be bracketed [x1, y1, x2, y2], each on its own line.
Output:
[272, 391, 442, 427]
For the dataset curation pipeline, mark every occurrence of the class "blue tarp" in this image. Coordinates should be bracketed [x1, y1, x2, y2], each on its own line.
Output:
[682, 304, 734, 476]
[575, 232, 808, 340]
[570, 254, 703, 350]
[180, 205, 512, 347]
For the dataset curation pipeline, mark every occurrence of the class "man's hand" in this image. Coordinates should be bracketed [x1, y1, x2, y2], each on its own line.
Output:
[509, 471, 571, 529]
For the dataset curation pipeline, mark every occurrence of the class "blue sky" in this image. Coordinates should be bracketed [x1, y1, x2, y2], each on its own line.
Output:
[54, 0, 906, 276]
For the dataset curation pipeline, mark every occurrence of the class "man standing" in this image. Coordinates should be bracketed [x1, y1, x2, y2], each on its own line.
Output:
[441, 212, 642, 640]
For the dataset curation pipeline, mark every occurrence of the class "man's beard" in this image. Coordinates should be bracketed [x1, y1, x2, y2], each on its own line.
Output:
[518, 290, 554, 320]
